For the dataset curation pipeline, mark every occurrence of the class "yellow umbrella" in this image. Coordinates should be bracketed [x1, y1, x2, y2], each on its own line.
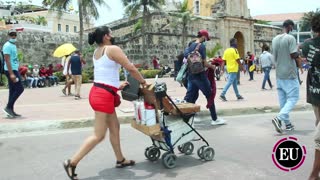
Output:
[249, 64, 256, 72]
[53, 43, 77, 58]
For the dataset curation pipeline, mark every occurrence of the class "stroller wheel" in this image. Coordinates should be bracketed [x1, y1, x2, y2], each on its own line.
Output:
[177, 145, 184, 153]
[145, 146, 161, 162]
[162, 152, 177, 169]
[203, 147, 215, 161]
[182, 142, 194, 155]
[197, 145, 207, 159]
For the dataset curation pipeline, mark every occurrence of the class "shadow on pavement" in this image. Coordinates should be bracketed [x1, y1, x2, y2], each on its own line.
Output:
[82, 155, 211, 180]
[194, 121, 226, 131]
[284, 129, 314, 136]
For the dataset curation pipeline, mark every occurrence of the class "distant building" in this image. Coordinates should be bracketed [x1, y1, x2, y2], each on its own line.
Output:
[0, 4, 93, 33]
[187, 0, 250, 18]
[253, 13, 312, 43]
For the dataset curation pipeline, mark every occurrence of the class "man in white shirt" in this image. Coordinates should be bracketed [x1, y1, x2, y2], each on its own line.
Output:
[259, 45, 274, 90]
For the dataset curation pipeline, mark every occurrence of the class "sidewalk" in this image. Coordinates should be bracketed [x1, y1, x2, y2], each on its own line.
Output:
[0, 70, 310, 133]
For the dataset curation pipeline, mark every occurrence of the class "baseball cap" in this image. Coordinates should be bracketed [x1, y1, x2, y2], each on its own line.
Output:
[198, 29, 210, 41]
[8, 29, 17, 35]
[283, 19, 294, 27]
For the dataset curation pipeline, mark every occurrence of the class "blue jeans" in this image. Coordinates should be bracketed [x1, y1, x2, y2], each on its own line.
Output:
[276, 78, 300, 125]
[184, 72, 217, 121]
[5, 70, 24, 110]
[48, 76, 58, 85]
[221, 72, 240, 97]
[249, 71, 254, 80]
[262, 67, 272, 89]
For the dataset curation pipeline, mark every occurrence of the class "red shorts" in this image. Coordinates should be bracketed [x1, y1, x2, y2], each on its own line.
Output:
[89, 84, 119, 114]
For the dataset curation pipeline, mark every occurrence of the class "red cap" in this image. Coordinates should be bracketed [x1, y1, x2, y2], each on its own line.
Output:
[198, 29, 210, 41]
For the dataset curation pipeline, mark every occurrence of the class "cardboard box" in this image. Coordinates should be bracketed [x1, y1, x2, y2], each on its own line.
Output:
[172, 103, 201, 115]
[131, 120, 162, 137]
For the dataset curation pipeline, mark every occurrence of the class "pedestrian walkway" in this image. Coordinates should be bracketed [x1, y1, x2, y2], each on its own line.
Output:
[0, 70, 308, 124]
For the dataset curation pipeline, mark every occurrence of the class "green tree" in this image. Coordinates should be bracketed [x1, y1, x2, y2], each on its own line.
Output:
[42, 0, 107, 51]
[300, 8, 320, 32]
[121, 0, 165, 60]
[35, 16, 48, 26]
[206, 43, 223, 59]
[255, 20, 270, 25]
[169, 0, 199, 46]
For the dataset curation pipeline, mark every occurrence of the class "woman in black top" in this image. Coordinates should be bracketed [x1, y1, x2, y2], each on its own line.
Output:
[301, 13, 320, 180]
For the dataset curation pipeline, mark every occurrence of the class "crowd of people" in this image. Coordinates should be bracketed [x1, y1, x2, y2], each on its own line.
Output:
[18, 63, 59, 88]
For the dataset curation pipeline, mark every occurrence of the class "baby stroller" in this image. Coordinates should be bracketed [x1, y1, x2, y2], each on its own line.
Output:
[132, 82, 215, 169]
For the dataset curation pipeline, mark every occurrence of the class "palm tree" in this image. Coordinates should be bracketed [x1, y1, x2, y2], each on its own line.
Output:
[300, 8, 320, 32]
[169, 0, 199, 46]
[42, 0, 107, 51]
[35, 16, 48, 26]
[121, 0, 165, 61]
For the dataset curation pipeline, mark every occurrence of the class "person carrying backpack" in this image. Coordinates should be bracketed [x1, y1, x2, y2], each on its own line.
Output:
[2, 29, 24, 118]
[183, 29, 226, 125]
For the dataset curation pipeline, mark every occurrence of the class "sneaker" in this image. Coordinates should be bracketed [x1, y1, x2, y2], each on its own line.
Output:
[220, 95, 227, 101]
[13, 111, 21, 117]
[211, 118, 227, 125]
[62, 89, 66, 95]
[75, 96, 81, 100]
[3, 107, 15, 118]
[272, 117, 283, 133]
[285, 124, 295, 131]
[237, 95, 244, 100]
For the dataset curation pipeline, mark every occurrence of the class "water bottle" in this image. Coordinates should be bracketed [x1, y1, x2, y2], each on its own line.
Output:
[139, 101, 146, 125]
[144, 102, 156, 126]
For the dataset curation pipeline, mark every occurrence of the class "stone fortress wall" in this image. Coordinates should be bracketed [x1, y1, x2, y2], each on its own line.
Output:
[0, 31, 84, 66]
[0, 12, 281, 67]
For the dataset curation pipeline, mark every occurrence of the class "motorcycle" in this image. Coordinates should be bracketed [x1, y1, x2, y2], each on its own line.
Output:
[210, 58, 223, 81]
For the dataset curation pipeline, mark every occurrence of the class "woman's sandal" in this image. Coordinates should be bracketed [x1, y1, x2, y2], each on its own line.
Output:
[63, 159, 78, 180]
[116, 158, 135, 168]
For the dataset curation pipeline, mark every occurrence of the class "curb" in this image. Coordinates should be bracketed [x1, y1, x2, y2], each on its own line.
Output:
[0, 104, 312, 136]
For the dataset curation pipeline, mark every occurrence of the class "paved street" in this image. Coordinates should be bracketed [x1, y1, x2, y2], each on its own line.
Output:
[0, 111, 316, 180]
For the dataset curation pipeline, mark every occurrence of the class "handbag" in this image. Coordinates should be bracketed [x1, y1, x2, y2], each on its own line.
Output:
[176, 63, 188, 84]
[94, 83, 121, 107]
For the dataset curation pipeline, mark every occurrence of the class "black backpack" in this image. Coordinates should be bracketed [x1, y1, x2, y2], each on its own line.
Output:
[187, 43, 205, 74]
[0, 51, 4, 71]
[0, 51, 4, 85]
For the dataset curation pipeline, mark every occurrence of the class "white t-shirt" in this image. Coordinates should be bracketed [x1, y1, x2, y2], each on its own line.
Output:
[61, 56, 72, 75]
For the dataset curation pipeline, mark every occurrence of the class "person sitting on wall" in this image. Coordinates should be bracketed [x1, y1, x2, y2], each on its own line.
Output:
[39, 64, 49, 87]
[47, 64, 59, 86]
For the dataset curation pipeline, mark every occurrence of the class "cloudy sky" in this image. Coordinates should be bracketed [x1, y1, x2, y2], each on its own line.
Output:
[29, 0, 318, 25]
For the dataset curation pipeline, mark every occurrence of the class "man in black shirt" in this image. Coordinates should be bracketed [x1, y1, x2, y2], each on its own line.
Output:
[67, 50, 86, 99]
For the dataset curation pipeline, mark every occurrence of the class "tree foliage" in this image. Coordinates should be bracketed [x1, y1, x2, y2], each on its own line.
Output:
[121, 0, 165, 60]
[168, 0, 199, 46]
[300, 8, 320, 31]
[42, 0, 107, 51]
[206, 43, 223, 58]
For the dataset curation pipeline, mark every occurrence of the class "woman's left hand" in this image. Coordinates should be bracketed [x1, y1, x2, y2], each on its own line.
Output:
[119, 81, 129, 90]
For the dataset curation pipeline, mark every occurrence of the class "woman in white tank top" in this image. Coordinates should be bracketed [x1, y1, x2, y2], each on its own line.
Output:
[63, 26, 147, 180]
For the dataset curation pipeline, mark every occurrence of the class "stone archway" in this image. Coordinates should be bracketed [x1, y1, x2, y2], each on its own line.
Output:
[234, 31, 245, 58]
